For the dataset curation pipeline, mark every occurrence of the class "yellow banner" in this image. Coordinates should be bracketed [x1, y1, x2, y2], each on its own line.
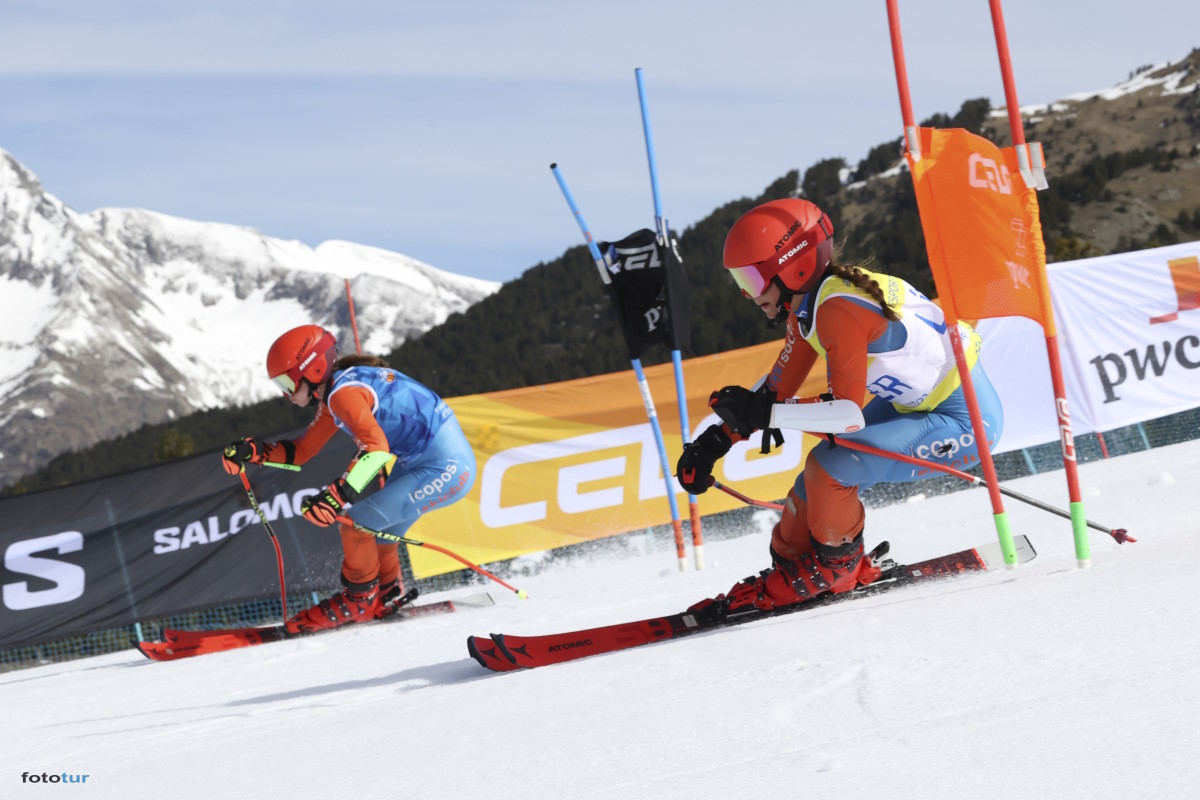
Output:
[407, 340, 831, 578]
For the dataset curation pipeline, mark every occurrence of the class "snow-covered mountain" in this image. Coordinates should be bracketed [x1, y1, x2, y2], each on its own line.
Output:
[0, 148, 499, 488]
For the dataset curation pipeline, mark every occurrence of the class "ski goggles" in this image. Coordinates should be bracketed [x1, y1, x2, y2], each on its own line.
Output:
[727, 262, 773, 299]
[271, 373, 299, 396]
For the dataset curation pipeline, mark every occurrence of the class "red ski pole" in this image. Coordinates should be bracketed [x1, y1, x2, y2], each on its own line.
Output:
[705, 441, 1130, 544]
[819, 436, 1132, 543]
[336, 515, 528, 598]
[709, 479, 784, 512]
[236, 468, 290, 621]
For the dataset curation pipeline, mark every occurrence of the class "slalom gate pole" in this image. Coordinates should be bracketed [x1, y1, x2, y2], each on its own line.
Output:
[336, 515, 527, 597]
[344, 279, 363, 354]
[550, 162, 689, 572]
[635, 67, 705, 570]
[988, 0, 1091, 568]
[886, 0, 1017, 568]
[237, 469, 290, 621]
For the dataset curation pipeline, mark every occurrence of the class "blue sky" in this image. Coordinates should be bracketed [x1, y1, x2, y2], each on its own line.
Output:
[1, 1, 1197, 283]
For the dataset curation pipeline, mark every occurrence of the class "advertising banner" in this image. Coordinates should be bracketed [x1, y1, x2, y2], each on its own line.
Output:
[0, 438, 357, 647]
[978, 242, 1200, 451]
[407, 343, 828, 578]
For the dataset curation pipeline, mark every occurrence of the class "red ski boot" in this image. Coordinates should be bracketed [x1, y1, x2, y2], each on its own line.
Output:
[285, 577, 383, 635]
[692, 532, 883, 619]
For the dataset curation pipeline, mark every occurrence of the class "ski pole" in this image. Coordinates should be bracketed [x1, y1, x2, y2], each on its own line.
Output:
[236, 468, 290, 621]
[335, 515, 528, 598]
[823, 436, 1133, 543]
[709, 479, 784, 512]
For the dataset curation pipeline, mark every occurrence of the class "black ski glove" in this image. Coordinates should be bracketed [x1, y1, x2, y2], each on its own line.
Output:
[221, 437, 267, 475]
[676, 425, 733, 494]
[710, 385, 784, 454]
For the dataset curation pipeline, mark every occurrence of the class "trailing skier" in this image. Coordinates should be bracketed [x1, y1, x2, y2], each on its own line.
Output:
[220, 325, 476, 634]
[676, 198, 1005, 616]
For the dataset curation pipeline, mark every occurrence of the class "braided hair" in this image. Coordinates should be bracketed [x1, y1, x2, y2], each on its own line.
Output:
[825, 262, 902, 322]
[333, 354, 389, 370]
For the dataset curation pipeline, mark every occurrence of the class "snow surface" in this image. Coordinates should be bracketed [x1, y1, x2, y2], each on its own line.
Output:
[3, 440, 1198, 799]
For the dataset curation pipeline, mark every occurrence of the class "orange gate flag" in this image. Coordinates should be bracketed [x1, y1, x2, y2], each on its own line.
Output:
[907, 126, 1055, 332]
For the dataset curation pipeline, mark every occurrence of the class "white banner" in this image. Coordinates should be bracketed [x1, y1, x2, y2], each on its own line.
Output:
[978, 241, 1200, 452]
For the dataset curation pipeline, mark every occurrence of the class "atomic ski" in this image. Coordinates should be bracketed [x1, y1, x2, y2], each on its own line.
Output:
[137, 590, 493, 662]
[468, 536, 1036, 672]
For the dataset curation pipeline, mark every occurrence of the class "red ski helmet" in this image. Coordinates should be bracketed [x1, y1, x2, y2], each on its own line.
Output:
[266, 325, 338, 396]
[722, 198, 834, 297]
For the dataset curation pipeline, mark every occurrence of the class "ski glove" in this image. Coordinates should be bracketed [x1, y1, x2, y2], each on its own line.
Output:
[676, 425, 733, 494]
[221, 437, 267, 475]
[300, 481, 351, 527]
[710, 385, 784, 454]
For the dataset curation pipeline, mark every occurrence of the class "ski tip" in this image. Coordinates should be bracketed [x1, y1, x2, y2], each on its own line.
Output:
[467, 635, 521, 672]
[466, 636, 486, 668]
[131, 639, 153, 660]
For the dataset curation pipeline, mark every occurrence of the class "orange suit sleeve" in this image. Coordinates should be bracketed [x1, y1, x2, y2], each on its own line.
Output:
[762, 313, 819, 399]
[262, 402, 338, 466]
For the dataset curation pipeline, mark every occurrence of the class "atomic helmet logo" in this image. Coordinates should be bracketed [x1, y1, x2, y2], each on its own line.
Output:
[294, 335, 314, 361]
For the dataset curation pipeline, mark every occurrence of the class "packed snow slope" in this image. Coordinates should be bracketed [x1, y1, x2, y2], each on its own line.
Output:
[3, 440, 1197, 799]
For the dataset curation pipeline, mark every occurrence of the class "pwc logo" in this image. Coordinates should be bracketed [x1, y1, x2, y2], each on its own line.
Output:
[967, 153, 1013, 195]
[1149, 256, 1200, 324]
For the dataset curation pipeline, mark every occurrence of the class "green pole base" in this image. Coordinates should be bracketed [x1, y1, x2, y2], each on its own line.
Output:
[1071, 501, 1092, 568]
[992, 512, 1018, 568]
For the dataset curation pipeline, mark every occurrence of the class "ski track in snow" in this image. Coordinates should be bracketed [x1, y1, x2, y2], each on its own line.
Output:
[2, 440, 1198, 799]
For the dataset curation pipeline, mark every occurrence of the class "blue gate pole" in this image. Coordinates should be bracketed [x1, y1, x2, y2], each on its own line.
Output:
[635, 68, 704, 569]
[551, 163, 689, 571]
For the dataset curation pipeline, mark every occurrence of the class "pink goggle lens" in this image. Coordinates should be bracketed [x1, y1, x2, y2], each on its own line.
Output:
[727, 263, 771, 298]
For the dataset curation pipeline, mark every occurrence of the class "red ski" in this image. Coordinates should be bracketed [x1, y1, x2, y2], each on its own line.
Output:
[137, 591, 492, 662]
[469, 536, 1035, 672]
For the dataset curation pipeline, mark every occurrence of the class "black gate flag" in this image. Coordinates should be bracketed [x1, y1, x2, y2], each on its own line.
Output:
[598, 228, 691, 359]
